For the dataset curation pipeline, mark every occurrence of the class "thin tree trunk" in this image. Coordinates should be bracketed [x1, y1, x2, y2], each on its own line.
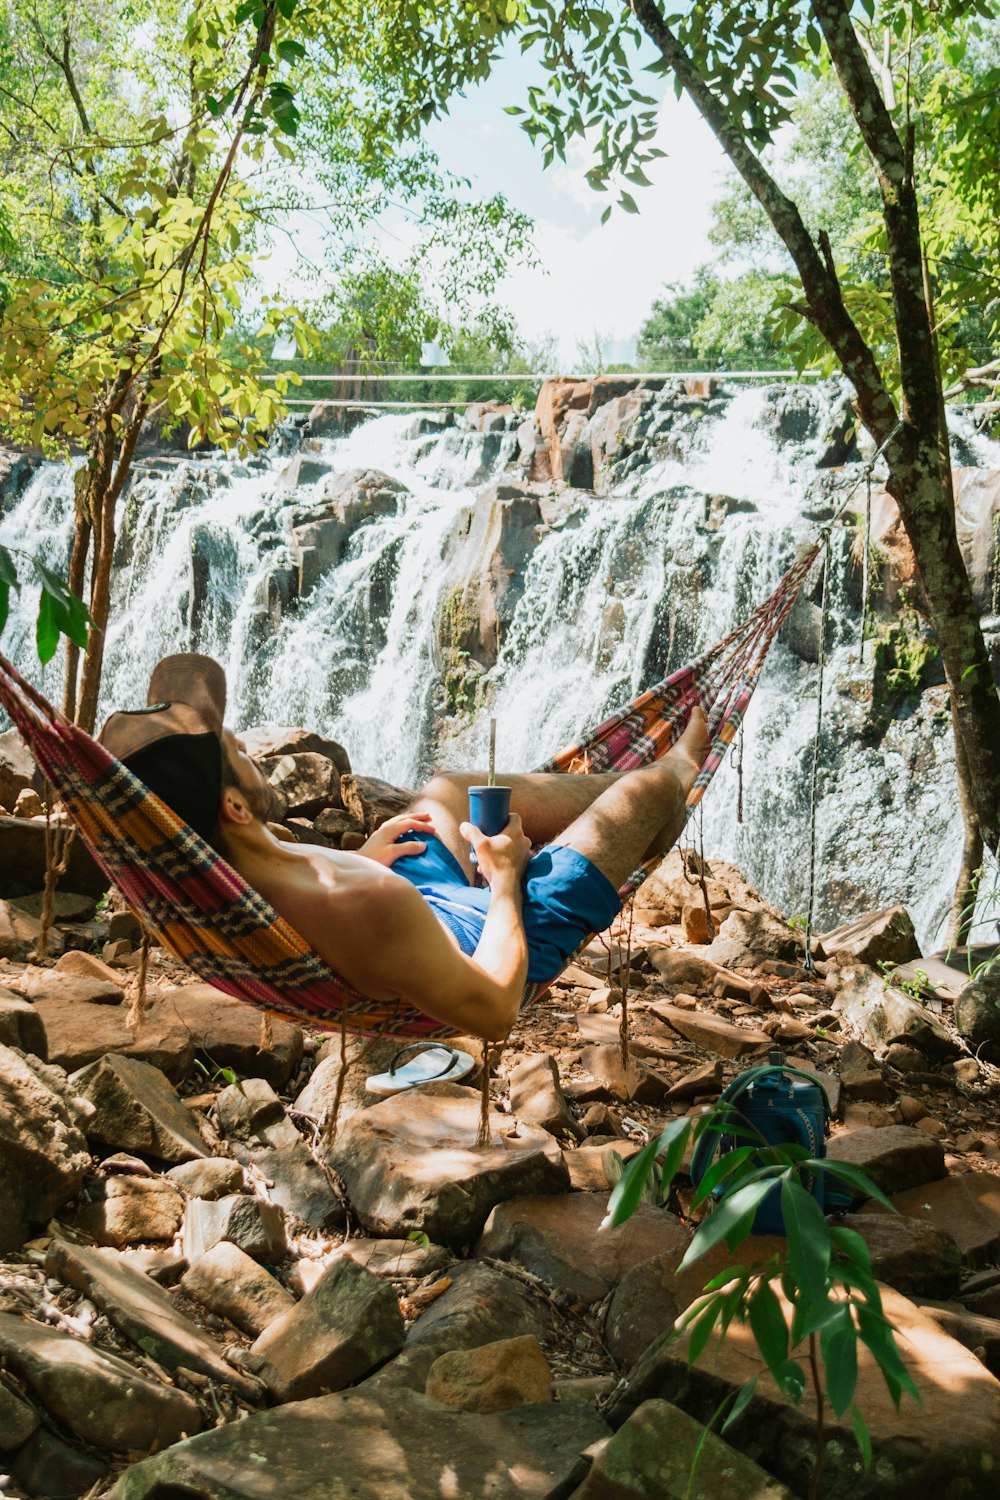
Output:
[61, 469, 92, 720]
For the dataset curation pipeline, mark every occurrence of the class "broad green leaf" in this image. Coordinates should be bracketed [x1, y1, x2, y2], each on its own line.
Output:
[780, 1179, 830, 1305]
[606, 1133, 662, 1228]
[656, 1116, 693, 1202]
[748, 1280, 788, 1376]
[35, 588, 61, 664]
[681, 1179, 775, 1269]
[691, 1145, 758, 1207]
[682, 1295, 722, 1364]
[821, 1308, 858, 1417]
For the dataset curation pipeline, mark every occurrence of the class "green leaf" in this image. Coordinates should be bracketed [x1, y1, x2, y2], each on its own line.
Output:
[619, 191, 639, 214]
[691, 1145, 758, 1207]
[850, 1406, 872, 1470]
[821, 1309, 859, 1417]
[748, 1280, 788, 1376]
[721, 1375, 757, 1432]
[781, 1178, 830, 1305]
[276, 39, 306, 63]
[0, 544, 16, 636]
[815, 1161, 895, 1212]
[680, 1179, 775, 1269]
[600, 205, 612, 225]
[684, 1295, 723, 1364]
[34, 562, 90, 652]
[773, 1356, 806, 1403]
[606, 1135, 661, 1228]
[657, 1116, 693, 1203]
[35, 588, 61, 664]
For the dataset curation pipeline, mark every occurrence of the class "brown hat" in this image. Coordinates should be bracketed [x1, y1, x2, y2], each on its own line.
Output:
[99, 654, 228, 843]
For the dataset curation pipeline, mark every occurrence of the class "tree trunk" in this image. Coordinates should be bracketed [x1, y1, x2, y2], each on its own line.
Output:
[629, 0, 1000, 852]
[61, 468, 93, 721]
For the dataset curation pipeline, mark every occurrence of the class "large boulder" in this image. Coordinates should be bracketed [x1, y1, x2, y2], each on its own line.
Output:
[705, 909, 804, 968]
[953, 968, 1000, 1062]
[324, 1083, 569, 1248]
[260, 751, 342, 816]
[832, 965, 960, 1060]
[241, 725, 351, 777]
[818, 905, 921, 968]
[149, 983, 303, 1088]
[72, 1052, 210, 1162]
[0, 1045, 91, 1250]
[108, 1386, 608, 1500]
[289, 469, 405, 596]
[0, 727, 35, 813]
[609, 1285, 1000, 1498]
[0, 814, 106, 897]
[440, 484, 545, 671]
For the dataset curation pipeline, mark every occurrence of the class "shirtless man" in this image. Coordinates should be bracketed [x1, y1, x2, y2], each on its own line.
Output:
[101, 654, 711, 1040]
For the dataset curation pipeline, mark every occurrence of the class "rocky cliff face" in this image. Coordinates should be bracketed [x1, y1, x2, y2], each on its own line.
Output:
[2, 378, 998, 947]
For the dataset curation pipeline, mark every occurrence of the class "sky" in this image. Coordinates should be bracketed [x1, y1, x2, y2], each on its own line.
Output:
[258, 46, 730, 368]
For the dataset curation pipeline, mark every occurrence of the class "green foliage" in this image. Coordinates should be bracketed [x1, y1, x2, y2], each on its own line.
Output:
[638, 268, 790, 372]
[607, 1103, 919, 1479]
[951, 853, 1000, 977]
[0, 544, 91, 662]
[878, 960, 932, 1003]
[871, 603, 939, 701]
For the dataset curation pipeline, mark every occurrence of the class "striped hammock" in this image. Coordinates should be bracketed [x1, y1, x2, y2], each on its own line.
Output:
[0, 545, 818, 1037]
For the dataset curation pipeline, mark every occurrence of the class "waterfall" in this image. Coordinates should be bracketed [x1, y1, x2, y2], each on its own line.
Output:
[2, 384, 998, 951]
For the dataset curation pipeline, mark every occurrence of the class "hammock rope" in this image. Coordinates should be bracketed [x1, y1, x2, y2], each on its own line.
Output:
[0, 543, 819, 1038]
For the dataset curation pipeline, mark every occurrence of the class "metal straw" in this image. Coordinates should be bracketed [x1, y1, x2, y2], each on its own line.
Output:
[488, 718, 496, 787]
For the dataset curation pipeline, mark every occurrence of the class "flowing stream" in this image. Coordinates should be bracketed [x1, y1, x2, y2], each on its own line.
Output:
[2, 382, 998, 951]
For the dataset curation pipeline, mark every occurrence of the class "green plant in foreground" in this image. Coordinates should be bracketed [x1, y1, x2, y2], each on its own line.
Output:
[607, 1110, 919, 1500]
[878, 959, 932, 1004]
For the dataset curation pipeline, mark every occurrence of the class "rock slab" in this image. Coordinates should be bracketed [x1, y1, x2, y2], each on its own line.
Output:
[252, 1255, 405, 1400]
[73, 1051, 210, 1161]
[325, 1083, 569, 1248]
[109, 1387, 608, 1500]
[0, 1312, 201, 1453]
[0, 1043, 90, 1250]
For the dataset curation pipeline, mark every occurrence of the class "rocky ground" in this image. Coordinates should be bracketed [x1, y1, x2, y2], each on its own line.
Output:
[1, 732, 1000, 1497]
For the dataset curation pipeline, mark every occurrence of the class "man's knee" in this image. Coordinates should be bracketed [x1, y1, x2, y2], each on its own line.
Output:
[417, 771, 474, 805]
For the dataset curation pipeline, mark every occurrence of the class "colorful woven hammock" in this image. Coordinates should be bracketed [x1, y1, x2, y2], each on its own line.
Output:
[0, 545, 818, 1038]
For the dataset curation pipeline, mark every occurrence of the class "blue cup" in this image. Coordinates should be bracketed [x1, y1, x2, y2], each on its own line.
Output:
[468, 784, 511, 867]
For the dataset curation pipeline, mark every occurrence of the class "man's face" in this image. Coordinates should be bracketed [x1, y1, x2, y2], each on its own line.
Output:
[221, 729, 284, 823]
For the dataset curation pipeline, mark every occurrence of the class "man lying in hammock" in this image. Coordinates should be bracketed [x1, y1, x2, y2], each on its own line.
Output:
[101, 654, 711, 1041]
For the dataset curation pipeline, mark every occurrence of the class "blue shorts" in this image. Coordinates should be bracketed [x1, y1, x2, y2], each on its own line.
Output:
[392, 832, 621, 984]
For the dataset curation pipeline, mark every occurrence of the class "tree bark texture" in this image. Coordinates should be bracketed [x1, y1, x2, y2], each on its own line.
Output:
[629, 0, 1000, 851]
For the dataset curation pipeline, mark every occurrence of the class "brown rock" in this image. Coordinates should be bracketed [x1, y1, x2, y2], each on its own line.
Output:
[646, 948, 718, 990]
[681, 901, 713, 945]
[151, 983, 303, 1088]
[705, 909, 803, 969]
[166, 1157, 245, 1199]
[325, 1083, 569, 1248]
[425, 1334, 552, 1413]
[99, 1383, 606, 1499]
[20, 966, 122, 1005]
[566, 1141, 641, 1192]
[44, 1241, 260, 1400]
[260, 752, 342, 816]
[860, 1173, 1000, 1268]
[613, 1284, 1000, 1497]
[71, 1174, 185, 1247]
[13, 788, 43, 817]
[648, 1002, 771, 1059]
[579, 1043, 672, 1104]
[819, 904, 921, 968]
[313, 806, 365, 840]
[338, 1237, 451, 1280]
[839, 1212, 961, 1298]
[340, 773, 414, 832]
[181, 1241, 295, 1336]
[33, 997, 195, 1082]
[0, 1313, 201, 1453]
[0, 990, 47, 1058]
[0, 1043, 91, 1250]
[252, 1256, 405, 1400]
[665, 1060, 723, 1101]
[0, 1382, 39, 1450]
[55, 949, 123, 985]
[476, 1193, 690, 1305]
[182, 1193, 286, 1263]
[0, 813, 105, 895]
[0, 726, 35, 811]
[568, 1397, 795, 1500]
[509, 1053, 584, 1139]
[921, 1305, 1000, 1379]
[826, 1125, 946, 1197]
[73, 1052, 210, 1161]
[839, 1039, 892, 1102]
[242, 725, 351, 776]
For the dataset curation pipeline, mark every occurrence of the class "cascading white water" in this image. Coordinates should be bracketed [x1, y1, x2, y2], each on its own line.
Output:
[2, 385, 997, 950]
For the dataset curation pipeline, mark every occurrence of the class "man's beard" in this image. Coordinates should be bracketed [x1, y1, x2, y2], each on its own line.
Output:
[244, 773, 284, 825]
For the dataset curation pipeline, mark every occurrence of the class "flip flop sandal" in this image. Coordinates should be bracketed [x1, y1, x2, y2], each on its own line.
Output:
[365, 1042, 476, 1096]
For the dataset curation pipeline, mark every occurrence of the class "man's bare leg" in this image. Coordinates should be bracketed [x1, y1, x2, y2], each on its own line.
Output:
[410, 708, 711, 884]
[556, 709, 711, 888]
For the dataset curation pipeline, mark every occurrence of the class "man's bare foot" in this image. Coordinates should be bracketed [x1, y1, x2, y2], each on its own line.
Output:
[669, 705, 711, 793]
